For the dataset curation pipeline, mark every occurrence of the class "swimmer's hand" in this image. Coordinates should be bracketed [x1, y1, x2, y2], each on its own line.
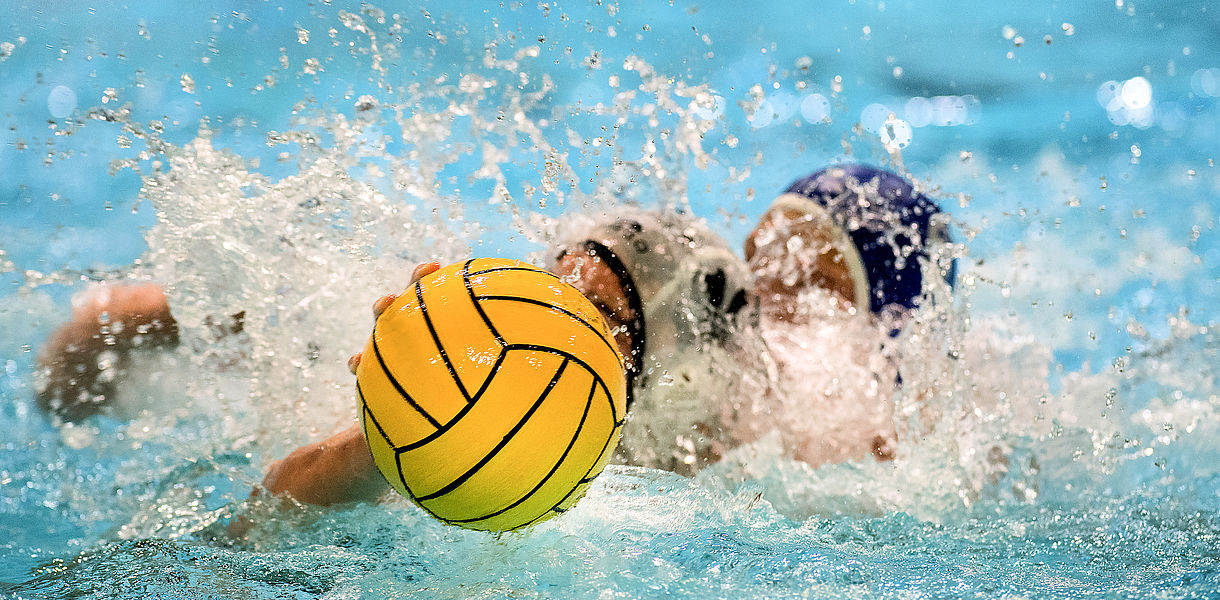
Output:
[345, 261, 441, 374]
[228, 262, 440, 538]
[247, 262, 442, 512]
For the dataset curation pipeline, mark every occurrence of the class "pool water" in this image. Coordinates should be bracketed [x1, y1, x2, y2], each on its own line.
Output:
[3, 1, 1220, 598]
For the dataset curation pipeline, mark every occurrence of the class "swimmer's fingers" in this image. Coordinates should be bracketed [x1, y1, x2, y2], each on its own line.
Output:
[355, 262, 442, 376]
[369, 262, 441, 320]
[410, 261, 441, 284]
[371, 294, 397, 319]
[357, 294, 397, 376]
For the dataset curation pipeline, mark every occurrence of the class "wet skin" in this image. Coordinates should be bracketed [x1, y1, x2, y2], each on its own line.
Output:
[36, 283, 179, 420]
[38, 208, 876, 512]
[551, 251, 637, 368]
[746, 205, 858, 322]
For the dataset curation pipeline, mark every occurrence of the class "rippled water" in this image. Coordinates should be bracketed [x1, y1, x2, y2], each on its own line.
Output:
[3, 1, 1220, 598]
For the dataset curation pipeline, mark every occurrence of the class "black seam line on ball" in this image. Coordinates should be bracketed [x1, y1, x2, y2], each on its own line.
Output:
[395, 348, 509, 453]
[463, 259, 506, 348]
[577, 423, 623, 486]
[576, 240, 643, 411]
[449, 375, 597, 525]
[529, 471, 589, 526]
[512, 503, 563, 530]
[415, 358, 571, 503]
[578, 417, 619, 484]
[503, 344, 620, 424]
[358, 383, 396, 446]
[512, 490, 578, 530]
[396, 455, 444, 523]
[526, 398, 621, 525]
[359, 399, 401, 495]
[416, 279, 474, 403]
[473, 295, 620, 362]
[371, 324, 442, 429]
[467, 265, 560, 280]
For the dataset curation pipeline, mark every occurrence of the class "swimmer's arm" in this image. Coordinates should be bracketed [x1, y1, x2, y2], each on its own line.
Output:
[258, 423, 387, 506]
[226, 420, 385, 538]
[247, 262, 441, 509]
[37, 283, 179, 419]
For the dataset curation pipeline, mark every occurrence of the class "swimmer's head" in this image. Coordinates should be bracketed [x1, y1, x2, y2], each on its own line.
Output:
[554, 210, 755, 397]
[747, 164, 955, 320]
[552, 210, 758, 473]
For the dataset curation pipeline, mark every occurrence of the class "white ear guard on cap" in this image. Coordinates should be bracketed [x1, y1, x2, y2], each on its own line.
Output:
[552, 210, 758, 473]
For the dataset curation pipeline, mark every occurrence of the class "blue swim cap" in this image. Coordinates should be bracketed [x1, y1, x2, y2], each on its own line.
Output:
[780, 164, 955, 315]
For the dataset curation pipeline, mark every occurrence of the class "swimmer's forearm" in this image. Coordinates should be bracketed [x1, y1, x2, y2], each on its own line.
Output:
[37, 283, 178, 418]
[252, 262, 436, 510]
[259, 423, 387, 506]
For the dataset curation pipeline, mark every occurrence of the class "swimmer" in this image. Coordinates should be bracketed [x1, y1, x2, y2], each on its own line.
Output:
[739, 164, 955, 466]
[35, 164, 953, 507]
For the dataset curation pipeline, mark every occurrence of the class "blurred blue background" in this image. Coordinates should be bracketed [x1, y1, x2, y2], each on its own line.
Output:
[5, 0, 1219, 371]
[3, 2, 1220, 598]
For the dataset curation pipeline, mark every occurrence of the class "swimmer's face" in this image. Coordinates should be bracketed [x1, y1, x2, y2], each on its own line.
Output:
[552, 252, 637, 368]
[745, 206, 857, 320]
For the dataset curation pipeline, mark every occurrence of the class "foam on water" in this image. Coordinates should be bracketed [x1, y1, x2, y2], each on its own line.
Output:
[2, 2, 1219, 598]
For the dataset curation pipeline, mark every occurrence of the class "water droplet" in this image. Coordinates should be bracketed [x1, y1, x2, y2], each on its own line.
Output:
[45, 85, 78, 119]
[1121, 77, 1152, 109]
[800, 93, 830, 124]
[860, 103, 891, 133]
[879, 117, 912, 149]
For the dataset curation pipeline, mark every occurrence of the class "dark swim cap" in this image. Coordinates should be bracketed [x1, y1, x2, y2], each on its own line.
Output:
[778, 164, 956, 315]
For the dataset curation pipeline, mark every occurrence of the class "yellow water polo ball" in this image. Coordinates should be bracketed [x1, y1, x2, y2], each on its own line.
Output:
[355, 258, 628, 531]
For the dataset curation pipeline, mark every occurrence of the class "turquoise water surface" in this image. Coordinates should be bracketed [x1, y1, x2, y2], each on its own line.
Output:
[2, 1, 1219, 598]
